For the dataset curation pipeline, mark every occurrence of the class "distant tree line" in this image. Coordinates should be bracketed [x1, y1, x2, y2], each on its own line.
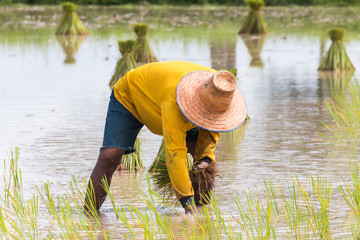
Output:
[1, 0, 359, 6]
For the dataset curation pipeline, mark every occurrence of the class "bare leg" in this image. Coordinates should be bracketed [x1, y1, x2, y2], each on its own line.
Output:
[84, 147, 125, 210]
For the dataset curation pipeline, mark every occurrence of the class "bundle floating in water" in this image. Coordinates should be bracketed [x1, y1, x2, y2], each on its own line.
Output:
[150, 139, 193, 199]
[55, 2, 89, 36]
[56, 35, 87, 64]
[238, 0, 268, 35]
[109, 39, 137, 88]
[318, 28, 355, 71]
[117, 138, 145, 171]
[133, 23, 158, 63]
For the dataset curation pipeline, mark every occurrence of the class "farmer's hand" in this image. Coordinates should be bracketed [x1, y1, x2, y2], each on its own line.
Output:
[194, 157, 212, 170]
[194, 161, 209, 170]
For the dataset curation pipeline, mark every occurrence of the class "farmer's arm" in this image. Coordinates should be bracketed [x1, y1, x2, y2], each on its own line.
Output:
[161, 101, 195, 207]
[194, 129, 220, 164]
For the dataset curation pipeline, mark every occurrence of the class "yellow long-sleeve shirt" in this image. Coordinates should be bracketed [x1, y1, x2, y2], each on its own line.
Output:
[113, 61, 220, 199]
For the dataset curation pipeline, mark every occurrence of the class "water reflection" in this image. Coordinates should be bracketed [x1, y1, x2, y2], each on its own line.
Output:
[240, 35, 267, 67]
[318, 70, 354, 94]
[209, 33, 236, 70]
[217, 120, 249, 161]
[56, 35, 87, 64]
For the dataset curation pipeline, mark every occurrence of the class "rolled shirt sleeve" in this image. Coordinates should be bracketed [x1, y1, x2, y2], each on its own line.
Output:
[161, 101, 194, 199]
[194, 128, 220, 163]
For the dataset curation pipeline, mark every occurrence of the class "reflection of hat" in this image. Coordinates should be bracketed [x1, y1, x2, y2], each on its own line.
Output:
[176, 70, 247, 132]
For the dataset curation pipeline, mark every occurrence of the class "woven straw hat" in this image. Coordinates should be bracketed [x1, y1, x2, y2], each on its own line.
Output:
[176, 70, 247, 132]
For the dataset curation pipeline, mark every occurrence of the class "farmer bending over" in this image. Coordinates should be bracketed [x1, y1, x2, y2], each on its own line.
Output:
[85, 61, 247, 214]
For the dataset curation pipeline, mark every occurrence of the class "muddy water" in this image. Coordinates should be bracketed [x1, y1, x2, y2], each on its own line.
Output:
[1, 5, 360, 237]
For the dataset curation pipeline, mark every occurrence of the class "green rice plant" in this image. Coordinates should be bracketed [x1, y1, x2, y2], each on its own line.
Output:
[0, 147, 40, 240]
[56, 35, 87, 64]
[234, 187, 278, 239]
[281, 176, 333, 239]
[339, 163, 360, 238]
[133, 23, 158, 63]
[238, 0, 269, 35]
[318, 28, 355, 71]
[0, 147, 109, 239]
[102, 175, 177, 238]
[149, 139, 193, 199]
[118, 138, 145, 171]
[36, 177, 108, 239]
[281, 183, 312, 238]
[322, 81, 360, 147]
[55, 2, 89, 36]
[109, 39, 137, 88]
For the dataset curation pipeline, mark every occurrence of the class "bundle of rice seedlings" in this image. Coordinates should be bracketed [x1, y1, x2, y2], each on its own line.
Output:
[318, 70, 354, 94]
[55, 2, 89, 36]
[238, 0, 268, 35]
[318, 28, 355, 71]
[241, 35, 266, 67]
[150, 139, 193, 199]
[109, 39, 137, 88]
[117, 138, 145, 171]
[56, 35, 87, 64]
[189, 163, 219, 206]
[133, 23, 158, 63]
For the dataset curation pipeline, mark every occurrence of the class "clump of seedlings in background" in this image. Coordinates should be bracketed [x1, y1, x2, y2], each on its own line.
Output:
[133, 23, 158, 63]
[117, 138, 144, 171]
[238, 0, 268, 35]
[318, 28, 355, 71]
[55, 2, 89, 35]
[109, 39, 137, 88]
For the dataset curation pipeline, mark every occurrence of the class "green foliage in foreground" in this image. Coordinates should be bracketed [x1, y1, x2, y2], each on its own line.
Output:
[1, 147, 360, 239]
[322, 81, 360, 148]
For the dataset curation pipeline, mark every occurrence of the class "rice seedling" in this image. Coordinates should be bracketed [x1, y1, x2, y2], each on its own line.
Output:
[240, 35, 267, 67]
[234, 188, 278, 239]
[339, 162, 360, 238]
[0, 147, 109, 239]
[133, 23, 158, 63]
[56, 35, 87, 64]
[3, 148, 360, 239]
[238, 0, 269, 35]
[321, 81, 360, 146]
[149, 139, 193, 199]
[318, 28, 355, 71]
[118, 138, 145, 171]
[109, 39, 137, 88]
[55, 2, 89, 36]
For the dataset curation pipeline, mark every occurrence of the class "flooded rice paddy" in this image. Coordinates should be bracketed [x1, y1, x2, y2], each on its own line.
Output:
[1, 5, 360, 237]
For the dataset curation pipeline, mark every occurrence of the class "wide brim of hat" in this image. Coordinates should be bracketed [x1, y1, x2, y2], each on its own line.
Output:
[176, 71, 247, 132]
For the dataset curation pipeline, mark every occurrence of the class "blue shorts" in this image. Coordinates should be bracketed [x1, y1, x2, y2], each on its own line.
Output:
[101, 91, 144, 154]
[101, 91, 199, 153]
